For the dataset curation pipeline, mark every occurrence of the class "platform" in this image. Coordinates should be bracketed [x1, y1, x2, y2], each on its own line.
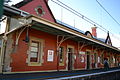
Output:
[0, 67, 120, 80]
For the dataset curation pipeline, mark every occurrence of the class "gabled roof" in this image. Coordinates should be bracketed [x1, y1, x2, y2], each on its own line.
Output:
[13, 0, 56, 22]
[85, 31, 93, 38]
[13, 0, 33, 8]
[105, 32, 112, 46]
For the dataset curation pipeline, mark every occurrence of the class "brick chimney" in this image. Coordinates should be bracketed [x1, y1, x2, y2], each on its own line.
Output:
[91, 27, 97, 37]
[45, 0, 48, 3]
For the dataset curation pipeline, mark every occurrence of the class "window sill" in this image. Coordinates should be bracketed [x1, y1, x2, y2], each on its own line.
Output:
[28, 62, 42, 66]
[59, 63, 64, 66]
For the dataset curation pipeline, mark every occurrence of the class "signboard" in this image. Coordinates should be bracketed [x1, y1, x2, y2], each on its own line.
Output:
[79, 51, 85, 62]
[47, 50, 54, 62]
[98, 57, 100, 63]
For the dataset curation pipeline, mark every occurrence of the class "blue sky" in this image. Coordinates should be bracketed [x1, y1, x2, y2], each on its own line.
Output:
[9, 0, 120, 47]
[49, 0, 120, 33]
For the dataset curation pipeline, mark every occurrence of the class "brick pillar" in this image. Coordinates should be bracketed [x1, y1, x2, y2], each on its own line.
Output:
[92, 27, 97, 37]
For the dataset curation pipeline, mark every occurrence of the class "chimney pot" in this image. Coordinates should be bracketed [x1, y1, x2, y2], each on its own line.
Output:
[91, 27, 97, 37]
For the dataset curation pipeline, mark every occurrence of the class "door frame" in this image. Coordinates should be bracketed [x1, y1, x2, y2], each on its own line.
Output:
[66, 45, 74, 70]
[94, 51, 98, 68]
[85, 49, 91, 69]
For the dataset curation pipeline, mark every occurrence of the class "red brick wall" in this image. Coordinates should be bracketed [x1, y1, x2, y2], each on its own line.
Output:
[10, 28, 118, 72]
[19, 0, 55, 22]
[11, 28, 57, 72]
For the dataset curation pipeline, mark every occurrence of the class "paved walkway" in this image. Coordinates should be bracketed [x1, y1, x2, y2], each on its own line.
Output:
[0, 67, 120, 80]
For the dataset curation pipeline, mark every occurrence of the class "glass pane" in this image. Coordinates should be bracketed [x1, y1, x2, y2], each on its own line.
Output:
[31, 47, 38, 52]
[31, 42, 38, 47]
[30, 52, 38, 58]
[59, 47, 64, 63]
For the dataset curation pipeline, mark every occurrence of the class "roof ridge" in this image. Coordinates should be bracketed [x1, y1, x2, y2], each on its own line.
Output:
[12, 0, 33, 8]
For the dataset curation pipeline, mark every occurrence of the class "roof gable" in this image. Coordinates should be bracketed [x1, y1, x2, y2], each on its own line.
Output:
[13, 0, 33, 8]
[13, 0, 55, 22]
[105, 32, 112, 46]
[85, 31, 93, 38]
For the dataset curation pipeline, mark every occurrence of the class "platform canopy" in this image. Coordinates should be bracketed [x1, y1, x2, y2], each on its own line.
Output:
[23, 15, 120, 54]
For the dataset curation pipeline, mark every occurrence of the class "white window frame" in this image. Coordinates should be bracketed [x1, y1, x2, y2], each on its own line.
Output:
[28, 37, 44, 66]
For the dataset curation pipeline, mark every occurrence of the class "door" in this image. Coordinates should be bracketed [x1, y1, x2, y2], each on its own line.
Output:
[68, 53, 72, 70]
[94, 53, 98, 68]
[68, 48, 73, 71]
[86, 51, 90, 69]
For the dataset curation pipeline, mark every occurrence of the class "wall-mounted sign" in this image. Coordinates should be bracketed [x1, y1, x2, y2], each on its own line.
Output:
[79, 51, 85, 62]
[81, 56, 84, 62]
[47, 50, 54, 62]
[98, 57, 100, 63]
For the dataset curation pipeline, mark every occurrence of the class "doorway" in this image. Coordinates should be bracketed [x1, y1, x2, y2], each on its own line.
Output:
[86, 51, 91, 69]
[67, 47, 74, 71]
[94, 53, 98, 68]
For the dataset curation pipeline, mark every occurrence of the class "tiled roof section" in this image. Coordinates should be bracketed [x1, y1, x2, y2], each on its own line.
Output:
[13, 0, 33, 8]
[56, 20, 85, 34]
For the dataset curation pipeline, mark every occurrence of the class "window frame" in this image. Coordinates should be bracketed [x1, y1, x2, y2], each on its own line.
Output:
[59, 46, 65, 66]
[28, 37, 44, 66]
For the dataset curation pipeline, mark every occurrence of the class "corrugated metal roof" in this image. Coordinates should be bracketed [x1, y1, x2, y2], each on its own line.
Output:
[56, 20, 107, 43]
[56, 20, 85, 34]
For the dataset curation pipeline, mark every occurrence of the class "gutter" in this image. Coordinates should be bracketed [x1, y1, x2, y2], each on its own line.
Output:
[3, 5, 29, 17]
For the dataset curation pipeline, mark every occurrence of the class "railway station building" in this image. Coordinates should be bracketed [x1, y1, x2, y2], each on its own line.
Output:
[0, 0, 120, 73]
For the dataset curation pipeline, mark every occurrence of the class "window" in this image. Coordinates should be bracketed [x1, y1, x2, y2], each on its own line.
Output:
[59, 47, 64, 65]
[30, 41, 40, 62]
[28, 37, 44, 66]
[35, 6, 45, 16]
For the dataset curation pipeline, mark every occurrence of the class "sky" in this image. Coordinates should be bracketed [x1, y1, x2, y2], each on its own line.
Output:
[7, 0, 120, 48]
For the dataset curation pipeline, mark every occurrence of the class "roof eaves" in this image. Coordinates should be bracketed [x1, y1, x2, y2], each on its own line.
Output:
[29, 15, 120, 52]
[4, 5, 29, 17]
[13, 0, 33, 8]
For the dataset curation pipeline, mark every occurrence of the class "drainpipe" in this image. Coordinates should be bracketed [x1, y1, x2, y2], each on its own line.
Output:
[1, 37, 7, 72]
[1, 16, 8, 73]
[0, 38, 5, 73]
